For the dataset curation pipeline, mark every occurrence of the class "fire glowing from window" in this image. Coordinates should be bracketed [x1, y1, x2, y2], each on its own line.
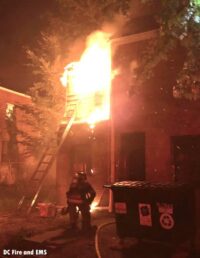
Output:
[60, 31, 112, 126]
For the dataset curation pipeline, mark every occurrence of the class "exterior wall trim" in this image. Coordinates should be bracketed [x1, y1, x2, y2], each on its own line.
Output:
[0, 86, 31, 99]
[111, 29, 158, 46]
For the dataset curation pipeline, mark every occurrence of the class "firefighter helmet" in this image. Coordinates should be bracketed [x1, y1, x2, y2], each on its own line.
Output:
[76, 171, 87, 181]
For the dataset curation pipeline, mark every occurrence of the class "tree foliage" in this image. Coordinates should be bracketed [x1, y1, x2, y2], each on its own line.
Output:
[135, 0, 200, 100]
[16, 33, 66, 156]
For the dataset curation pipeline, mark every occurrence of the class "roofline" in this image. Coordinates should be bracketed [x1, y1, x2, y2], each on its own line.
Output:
[111, 29, 158, 46]
[0, 86, 31, 99]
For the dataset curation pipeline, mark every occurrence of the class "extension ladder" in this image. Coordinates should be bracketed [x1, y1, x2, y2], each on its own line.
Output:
[17, 99, 78, 214]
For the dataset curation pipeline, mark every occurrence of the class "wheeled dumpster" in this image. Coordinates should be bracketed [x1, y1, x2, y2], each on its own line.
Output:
[107, 181, 195, 245]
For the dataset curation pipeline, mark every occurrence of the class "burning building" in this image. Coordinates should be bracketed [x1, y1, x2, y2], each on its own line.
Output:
[2, 3, 199, 218]
[0, 0, 199, 252]
[56, 21, 200, 212]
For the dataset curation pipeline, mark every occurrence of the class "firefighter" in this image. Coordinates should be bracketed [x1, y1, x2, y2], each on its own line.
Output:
[66, 171, 96, 232]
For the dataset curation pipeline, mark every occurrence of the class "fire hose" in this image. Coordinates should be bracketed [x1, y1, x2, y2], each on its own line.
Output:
[61, 206, 116, 258]
[95, 221, 116, 258]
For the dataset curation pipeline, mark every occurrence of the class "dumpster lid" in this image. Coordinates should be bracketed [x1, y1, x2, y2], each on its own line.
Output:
[106, 181, 191, 190]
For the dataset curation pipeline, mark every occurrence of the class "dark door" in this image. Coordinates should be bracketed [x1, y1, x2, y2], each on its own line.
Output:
[70, 144, 91, 174]
[119, 132, 145, 181]
[172, 135, 200, 183]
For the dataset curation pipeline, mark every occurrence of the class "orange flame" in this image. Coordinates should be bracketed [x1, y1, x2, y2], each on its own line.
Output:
[61, 31, 112, 126]
[90, 201, 98, 213]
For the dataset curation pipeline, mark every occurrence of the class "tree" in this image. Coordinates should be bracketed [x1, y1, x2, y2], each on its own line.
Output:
[134, 0, 200, 100]
[14, 33, 66, 156]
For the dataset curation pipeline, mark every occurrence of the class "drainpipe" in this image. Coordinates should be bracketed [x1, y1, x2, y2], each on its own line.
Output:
[108, 29, 158, 211]
[109, 43, 115, 212]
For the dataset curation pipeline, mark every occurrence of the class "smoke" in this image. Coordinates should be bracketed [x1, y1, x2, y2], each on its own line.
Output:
[101, 14, 129, 37]
[66, 36, 86, 63]
[66, 13, 128, 62]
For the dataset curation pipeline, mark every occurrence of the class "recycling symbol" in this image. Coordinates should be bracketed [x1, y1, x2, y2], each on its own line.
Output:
[159, 213, 174, 230]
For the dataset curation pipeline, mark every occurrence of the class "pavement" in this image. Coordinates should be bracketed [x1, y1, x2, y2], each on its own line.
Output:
[1, 210, 199, 258]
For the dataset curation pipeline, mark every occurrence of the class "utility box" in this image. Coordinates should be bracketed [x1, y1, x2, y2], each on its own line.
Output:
[107, 181, 195, 244]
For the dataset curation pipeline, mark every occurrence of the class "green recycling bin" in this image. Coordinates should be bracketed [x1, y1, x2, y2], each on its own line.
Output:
[107, 181, 195, 244]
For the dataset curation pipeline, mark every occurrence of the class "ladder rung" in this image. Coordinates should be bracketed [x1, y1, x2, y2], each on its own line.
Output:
[66, 116, 73, 120]
[66, 109, 74, 113]
[67, 104, 76, 107]
[32, 178, 40, 181]
[43, 154, 53, 158]
[67, 101, 77, 104]
[38, 164, 48, 170]
[32, 174, 44, 178]
[39, 162, 49, 165]
[35, 170, 47, 175]
[66, 113, 73, 117]
[34, 172, 45, 176]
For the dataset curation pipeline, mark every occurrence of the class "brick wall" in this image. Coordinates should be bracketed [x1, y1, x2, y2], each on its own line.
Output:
[0, 86, 32, 182]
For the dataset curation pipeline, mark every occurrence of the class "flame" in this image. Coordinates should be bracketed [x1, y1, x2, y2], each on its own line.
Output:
[61, 31, 112, 126]
[90, 201, 98, 213]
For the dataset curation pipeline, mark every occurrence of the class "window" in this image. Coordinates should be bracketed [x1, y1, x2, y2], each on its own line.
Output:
[6, 103, 14, 119]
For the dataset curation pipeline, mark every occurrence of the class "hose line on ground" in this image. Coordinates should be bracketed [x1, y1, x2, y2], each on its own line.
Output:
[95, 221, 116, 258]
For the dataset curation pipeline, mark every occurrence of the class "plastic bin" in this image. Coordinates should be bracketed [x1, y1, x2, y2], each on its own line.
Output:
[106, 181, 195, 244]
[37, 203, 57, 217]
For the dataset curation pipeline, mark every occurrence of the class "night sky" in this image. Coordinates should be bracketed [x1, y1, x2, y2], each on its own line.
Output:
[0, 0, 54, 93]
[0, 1, 158, 95]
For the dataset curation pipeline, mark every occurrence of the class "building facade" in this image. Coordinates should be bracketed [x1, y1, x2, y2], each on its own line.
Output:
[56, 32, 200, 207]
[0, 86, 31, 184]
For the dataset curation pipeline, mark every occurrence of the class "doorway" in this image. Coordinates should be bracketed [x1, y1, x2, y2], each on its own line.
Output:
[119, 132, 145, 181]
[70, 143, 92, 174]
[172, 135, 200, 183]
